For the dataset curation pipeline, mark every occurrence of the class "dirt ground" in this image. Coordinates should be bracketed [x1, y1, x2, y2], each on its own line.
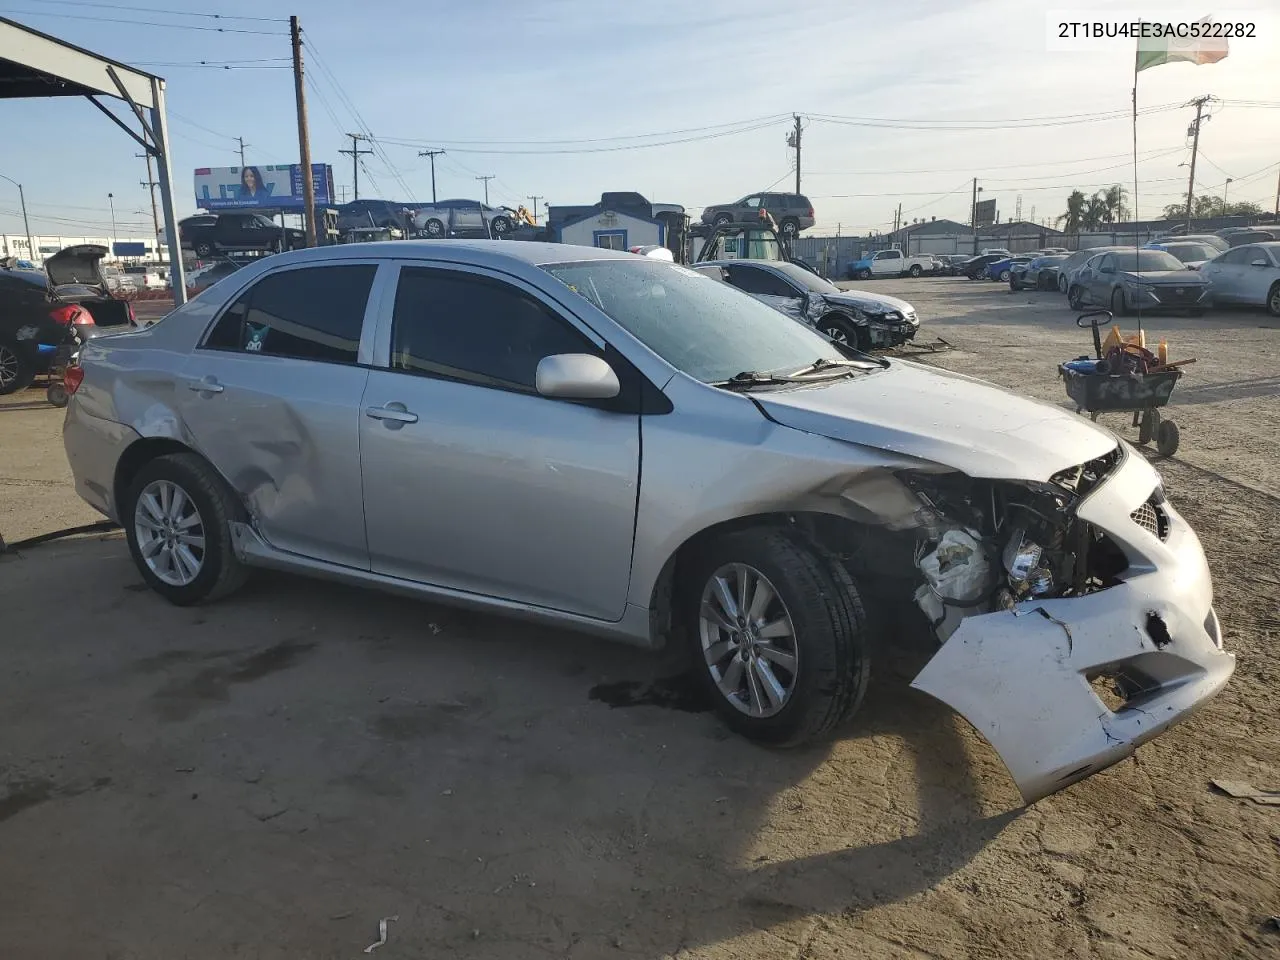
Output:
[0, 280, 1277, 959]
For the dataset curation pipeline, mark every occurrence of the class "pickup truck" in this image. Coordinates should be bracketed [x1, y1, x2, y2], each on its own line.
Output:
[846, 249, 934, 280]
[178, 212, 305, 258]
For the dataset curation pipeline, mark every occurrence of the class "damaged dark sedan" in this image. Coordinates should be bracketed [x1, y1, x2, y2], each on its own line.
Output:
[695, 258, 920, 349]
[62, 241, 1232, 805]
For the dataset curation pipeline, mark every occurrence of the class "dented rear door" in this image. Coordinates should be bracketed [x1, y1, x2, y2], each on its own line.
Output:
[177, 262, 382, 570]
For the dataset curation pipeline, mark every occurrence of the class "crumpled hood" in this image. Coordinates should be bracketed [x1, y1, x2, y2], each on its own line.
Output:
[819, 289, 915, 316]
[1119, 268, 1207, 285]
[756, 360, 1117, 479]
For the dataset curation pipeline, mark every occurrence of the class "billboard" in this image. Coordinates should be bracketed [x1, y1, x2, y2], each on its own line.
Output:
[974, 198, 997, 228]
[195, 164, 334, 211]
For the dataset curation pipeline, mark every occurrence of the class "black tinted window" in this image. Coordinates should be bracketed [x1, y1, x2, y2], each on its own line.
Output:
[725, 265, 797, 298]
[390, 267, 591, 392]
[202, 264, 374, 363]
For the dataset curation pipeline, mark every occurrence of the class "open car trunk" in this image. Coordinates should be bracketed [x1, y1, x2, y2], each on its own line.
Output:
[45, 245, 133, 330]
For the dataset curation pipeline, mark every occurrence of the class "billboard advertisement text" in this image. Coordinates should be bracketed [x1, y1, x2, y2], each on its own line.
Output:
[194, 164, 334, 210]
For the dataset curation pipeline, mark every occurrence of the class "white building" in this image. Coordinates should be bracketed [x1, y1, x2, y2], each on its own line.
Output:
[553, 208, 666, 251]
[1, 234, 161, 264]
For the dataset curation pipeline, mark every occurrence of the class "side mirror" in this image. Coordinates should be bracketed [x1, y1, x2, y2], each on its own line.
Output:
[536, 353, 620, 400]
[1251, 259, 1269, 267]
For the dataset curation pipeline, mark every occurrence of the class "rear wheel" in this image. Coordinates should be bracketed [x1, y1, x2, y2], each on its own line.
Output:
[1058, 273, 1069, 293]
[124, 453, 248, 606]
[714, 213, 733, 228]
[908, 264, 923, 278]
[1156, 419, 1180, 458]
[490, 216, 512, 237]
[779, 217, 799, 238]
[194, 241, 213, 258]
[685, 529, 869, 745]
[424, 218, 445, 238]
[0, 341, 36, 395]
[1110, 288, 1128, 317]
[1067, 285, 1085, 309]
[999, 269, 1012, 282]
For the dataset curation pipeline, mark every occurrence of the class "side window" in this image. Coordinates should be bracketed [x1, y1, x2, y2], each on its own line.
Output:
[1096, 255, 1112, 272]
[1219, 247, 1252, 265]
[726, 266, 798, 298]
[202, 264, 375, 363]
[390, 267, 593, 393]
[742, 196, 761, 209]
[595, 232, 627, 251]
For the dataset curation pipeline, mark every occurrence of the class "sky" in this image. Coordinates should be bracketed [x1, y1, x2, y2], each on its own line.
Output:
[0, 0, 1277, 240]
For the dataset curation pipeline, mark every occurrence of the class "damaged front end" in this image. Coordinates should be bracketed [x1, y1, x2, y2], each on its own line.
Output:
[899, 443, 1234, 803]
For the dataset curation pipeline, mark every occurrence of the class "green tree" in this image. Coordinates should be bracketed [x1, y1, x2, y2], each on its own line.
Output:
[1082, 193, 1109, 230]
[1099, 184, 1129, 223]
[1162, 195, 1264, 219]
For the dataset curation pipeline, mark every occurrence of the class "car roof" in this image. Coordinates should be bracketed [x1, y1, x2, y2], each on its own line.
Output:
[247, 239, 638, 270]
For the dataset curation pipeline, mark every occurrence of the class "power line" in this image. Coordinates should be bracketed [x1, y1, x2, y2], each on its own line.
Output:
[166, 110, 238, 142]
[377, 118, 785, 155]
[0, 9, 282, 33]
[805, 145, 1184, 177]
[18, 0, 286, 20]
[394, 114, 794, 147]
[808, 102, 1182, 131]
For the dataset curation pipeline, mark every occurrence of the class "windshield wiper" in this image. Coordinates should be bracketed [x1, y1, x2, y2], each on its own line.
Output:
[713, 370, 799, 391]
[786, 355, 886, 377]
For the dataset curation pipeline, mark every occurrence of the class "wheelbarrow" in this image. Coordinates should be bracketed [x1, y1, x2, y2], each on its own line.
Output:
[1058, 310, 1186, 458]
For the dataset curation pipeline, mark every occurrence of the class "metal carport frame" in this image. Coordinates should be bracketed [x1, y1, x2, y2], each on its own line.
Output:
[0, 16, 188, 302]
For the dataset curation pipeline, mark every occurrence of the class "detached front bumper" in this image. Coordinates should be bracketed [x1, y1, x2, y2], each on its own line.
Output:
[911, 447, 1234, 804]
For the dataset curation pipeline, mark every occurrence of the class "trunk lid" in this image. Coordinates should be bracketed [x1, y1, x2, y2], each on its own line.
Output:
[45, 244, 109, 293]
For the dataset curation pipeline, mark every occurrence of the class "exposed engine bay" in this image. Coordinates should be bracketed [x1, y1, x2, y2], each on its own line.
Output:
[904, 446, 1132, 641]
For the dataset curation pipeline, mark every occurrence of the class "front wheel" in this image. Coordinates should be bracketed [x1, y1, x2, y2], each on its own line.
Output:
[908, 264, 922, 278]
[1268, 282, 1280, 317]
[124, 452, 249, 606]
[490, 216, 512, 237]
[999, 269, 1012, 282]
[857, 268, 872, 281]
[424, 218, 445, 238]
[686, 529, 869, 745]
[714, 213, 733, 228]
[194, 241, 214, 258]
[1110, 288, 1128, 317]
[818, 315, 864, 349]
[1067, 285, 1085, 309]
[779, 218, 799, 238]
[0, 341, 36, 395]
[1058, 273, 1069, 293]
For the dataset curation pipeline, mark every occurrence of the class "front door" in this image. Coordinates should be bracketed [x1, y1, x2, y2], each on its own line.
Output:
[873, 251, 902, 276]
[359, 263, 641, 620]
[178, 262, 380, 569]
[723, 264, 805, 319]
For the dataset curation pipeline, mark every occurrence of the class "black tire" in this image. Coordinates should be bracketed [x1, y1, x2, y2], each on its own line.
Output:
[714, 213, 733, 228]
[194, 241, 214, 258]
[1110, 288, 1128, 317]
[46, 382, 68, 407]
[999, 269, 1012, 282]
[857, 268, 872, 281]
[1138, 408, 1160, 445]
[123, 452, 249, 606]
[908, 264, 922, 278]
[1156, 419, 1180, 458]
[1267, 282, 1280, 318]
[684, 528, 870, 746]
[818, 315, 864, 349]
[424, 218, 445, 238]
[0, 341, 36, 395]
[1009, 281, 1020, 292]
[1067, 285, 1084, 309]
[779, 218, 799, 237]
[1058, 273, 1069, 293]
[490, 216, 512, 237]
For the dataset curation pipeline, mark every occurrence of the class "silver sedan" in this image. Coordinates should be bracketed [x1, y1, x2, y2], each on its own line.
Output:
[61, 240, 1233, 803]
[1198, 242, 1280, 316]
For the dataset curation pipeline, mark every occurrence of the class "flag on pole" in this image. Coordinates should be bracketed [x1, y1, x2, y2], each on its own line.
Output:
[1136, 17, 1229, 72]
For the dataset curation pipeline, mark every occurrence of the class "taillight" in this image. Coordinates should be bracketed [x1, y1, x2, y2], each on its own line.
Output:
[64, 366, 85, 395]
[49, 304, 79, 325]
[128, 302, 136, 323]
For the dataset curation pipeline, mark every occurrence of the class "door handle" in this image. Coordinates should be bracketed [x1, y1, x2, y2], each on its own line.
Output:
[365, 403, 418, 424]
[187, 377, 224, 394]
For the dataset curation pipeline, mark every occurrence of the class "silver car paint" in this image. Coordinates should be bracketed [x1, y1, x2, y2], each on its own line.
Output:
[63, 239, 1234, 804]
[1199, 242, 1280, 307]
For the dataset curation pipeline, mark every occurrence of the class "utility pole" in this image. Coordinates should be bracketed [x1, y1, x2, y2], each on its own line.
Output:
[137, 151, 161, 262]
[1183, 95, 1212, 231]
[1222, 177, 1233, 217]
[237, 136, 250, 168]
[786, 114, 803, 195]
[339, 133, 374, 201]
[0, 173, 33, 261]
[107, 192, 117, 251]
[1275, 168, 1279, 218]
[970, 177, 980, 254]
[475, 175, 495, 205]
[290, 15, 317, 247]
[417, 148, 445, 203]
[526, 195, 543, 224]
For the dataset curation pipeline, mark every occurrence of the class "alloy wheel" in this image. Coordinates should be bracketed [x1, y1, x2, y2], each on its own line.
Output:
[1269, 285, 1280, 316]
[0, 345, 18, 389]
[134, 479, 206, 587]
[822, 325, 849, 344]
[698, 563, 799, 718]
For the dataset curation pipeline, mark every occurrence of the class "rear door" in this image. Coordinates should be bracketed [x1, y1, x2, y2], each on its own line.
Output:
[723, 263, 805, 318]
[178, 261, 384, 569]
[358, 262, 641, 619]
[1203, 247, 1250, 302]
[1237, 245, 1275, 303]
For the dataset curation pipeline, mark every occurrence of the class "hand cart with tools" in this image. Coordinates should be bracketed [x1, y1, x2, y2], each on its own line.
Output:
[1058, 309, 1195, 458]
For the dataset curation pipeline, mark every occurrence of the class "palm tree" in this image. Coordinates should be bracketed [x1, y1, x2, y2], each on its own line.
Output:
[1100, 184, 1129, 223]
[1057, 190, 1087, 233]
[1082, 194, 1108, 230]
